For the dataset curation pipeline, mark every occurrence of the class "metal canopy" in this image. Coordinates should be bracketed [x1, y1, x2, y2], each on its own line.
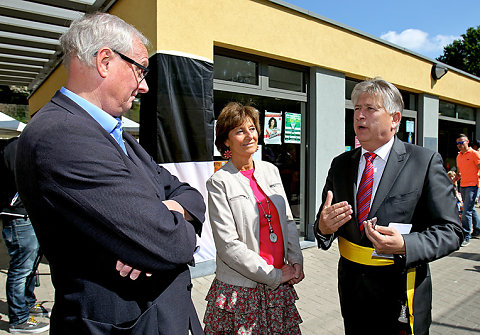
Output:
[0, 0, 116, 93]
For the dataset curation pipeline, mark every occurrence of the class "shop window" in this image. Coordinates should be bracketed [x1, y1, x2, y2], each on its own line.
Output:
[457, 105, 475, 121]
[214, 90, 304, 226]
[397, 117, 416, 144]
[439, 100, 475, 121]
[345, 79, 360, 100]
[401, 91, 417, 111]
[345, 109, 355, 150]
[213, 49, 308, 236]
[214, 55, 258, 85]
[438, 119, 476, 171]
[345, 79, 417, 111]
[439, 101, 456, 117]
[268, 66, 304, 92]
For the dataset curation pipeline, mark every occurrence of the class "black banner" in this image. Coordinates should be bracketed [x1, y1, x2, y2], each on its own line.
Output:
[140, 53, 214, 163]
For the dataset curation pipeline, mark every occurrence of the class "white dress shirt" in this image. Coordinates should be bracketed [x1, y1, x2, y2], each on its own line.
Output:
[356, 136, 395, 210]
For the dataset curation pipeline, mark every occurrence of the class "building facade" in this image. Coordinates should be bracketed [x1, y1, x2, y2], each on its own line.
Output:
[27, 0, 480, 266]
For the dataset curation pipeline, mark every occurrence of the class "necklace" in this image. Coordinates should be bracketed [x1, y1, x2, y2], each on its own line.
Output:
[254, 196, 278, 243]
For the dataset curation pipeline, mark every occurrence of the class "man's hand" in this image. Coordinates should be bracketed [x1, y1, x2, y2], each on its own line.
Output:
[116, 260, 152, 280]
[453, 172, 461, 182]
[163, 200, 193, 221]
[317, 191, 352, 235]
[363, 219, 406, 254]
[288, 263, 305, 285]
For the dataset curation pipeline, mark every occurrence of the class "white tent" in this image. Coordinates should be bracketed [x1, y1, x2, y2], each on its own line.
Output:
[0, 112, 26, 139]
[122, 116, 139, 137]
[0, 113, 138, 139]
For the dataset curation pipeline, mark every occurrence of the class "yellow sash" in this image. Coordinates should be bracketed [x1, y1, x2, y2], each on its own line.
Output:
[338, 237, 416, 333]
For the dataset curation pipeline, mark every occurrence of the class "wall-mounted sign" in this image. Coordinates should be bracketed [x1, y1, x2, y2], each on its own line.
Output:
[284, 112, 301, 144]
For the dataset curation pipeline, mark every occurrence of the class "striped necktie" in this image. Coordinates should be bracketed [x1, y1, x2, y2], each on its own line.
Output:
[357, 152, 376, 231]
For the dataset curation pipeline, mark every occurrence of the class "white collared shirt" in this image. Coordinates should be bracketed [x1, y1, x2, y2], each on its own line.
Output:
[356, 136, 395, 209]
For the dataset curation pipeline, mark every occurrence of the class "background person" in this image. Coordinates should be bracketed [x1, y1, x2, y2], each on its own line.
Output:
[1, 138, 49, 334]
[314, 78, 462, 335]
[204, 102, 304, 334]
[448, 170, 463, 219]
[468, 139, 480, 207]
[471, 138, 480, 151]
[454, 134, 480, 245]
[15, 13, 205, 334]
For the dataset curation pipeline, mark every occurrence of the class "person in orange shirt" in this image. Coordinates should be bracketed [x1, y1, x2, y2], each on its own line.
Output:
[455, 134, 480, 246]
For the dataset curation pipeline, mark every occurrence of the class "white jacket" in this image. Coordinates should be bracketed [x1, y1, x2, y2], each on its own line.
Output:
[206, 159, 303, 290]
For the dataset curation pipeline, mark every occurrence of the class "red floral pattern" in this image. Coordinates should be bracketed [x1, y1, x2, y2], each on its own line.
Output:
[203, 279, 302, 334]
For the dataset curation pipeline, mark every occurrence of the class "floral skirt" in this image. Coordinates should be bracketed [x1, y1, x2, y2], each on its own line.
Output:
[203, 278, 302, 335]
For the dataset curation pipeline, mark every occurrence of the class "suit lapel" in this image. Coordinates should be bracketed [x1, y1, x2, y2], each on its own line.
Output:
[369, 137, 408, 220]
[123, 134, 148, 170]
[341, 148, 363, 242]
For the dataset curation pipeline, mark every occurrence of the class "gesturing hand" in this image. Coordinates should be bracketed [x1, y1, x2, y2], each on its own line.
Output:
[317, 191, 352, 235]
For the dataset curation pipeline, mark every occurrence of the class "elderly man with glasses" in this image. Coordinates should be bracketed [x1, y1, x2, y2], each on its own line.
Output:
[454, 134, 480, 246]
[15, 12, 205, 334]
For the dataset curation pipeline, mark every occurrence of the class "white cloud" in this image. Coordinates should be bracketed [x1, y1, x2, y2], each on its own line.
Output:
[380, 29, 459, 55]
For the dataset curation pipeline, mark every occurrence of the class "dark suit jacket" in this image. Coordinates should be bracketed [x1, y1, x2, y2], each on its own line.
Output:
[15, 91, 206, 334]
[314, 137, 462, 335]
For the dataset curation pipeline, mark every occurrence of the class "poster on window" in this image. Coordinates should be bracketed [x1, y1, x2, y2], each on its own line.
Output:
[284, 112, 301, 144]
[264, 112, 282, 145]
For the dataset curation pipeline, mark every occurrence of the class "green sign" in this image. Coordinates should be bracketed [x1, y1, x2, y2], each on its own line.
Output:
[284, 112, 301, 144]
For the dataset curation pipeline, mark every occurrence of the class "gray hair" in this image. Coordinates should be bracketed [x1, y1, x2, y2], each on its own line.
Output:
[351, 77, 404, 131]
[59, 12, 149, 69]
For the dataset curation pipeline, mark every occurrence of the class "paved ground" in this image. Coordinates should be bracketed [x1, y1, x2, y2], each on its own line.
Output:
[0, 235, 479, 334]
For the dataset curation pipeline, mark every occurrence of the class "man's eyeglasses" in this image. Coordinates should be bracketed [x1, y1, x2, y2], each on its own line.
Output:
[456, 141, 465, 145]
[112, 49, 150, 83]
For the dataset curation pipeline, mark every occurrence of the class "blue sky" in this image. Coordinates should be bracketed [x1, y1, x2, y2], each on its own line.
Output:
[283, 0, 479, 59]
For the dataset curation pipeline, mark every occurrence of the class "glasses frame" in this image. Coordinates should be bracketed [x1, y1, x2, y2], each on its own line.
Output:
[456, 141, 465, 145]
[112, 49, 150, 82]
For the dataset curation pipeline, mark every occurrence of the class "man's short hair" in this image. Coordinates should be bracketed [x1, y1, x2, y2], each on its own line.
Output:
[59, 12, 149, 69]
[351, 77, 404, 131]
[456, 134, 468, 140]
[351, 77, 404, 116]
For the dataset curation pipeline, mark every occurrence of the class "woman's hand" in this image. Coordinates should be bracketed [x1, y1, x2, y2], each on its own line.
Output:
[280, 264, 296, 283]
[288, 263, 305, 285]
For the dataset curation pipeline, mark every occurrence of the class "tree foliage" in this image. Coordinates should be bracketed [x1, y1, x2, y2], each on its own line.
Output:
[437, 25, 480, 77]
[0, 86, 29, 123]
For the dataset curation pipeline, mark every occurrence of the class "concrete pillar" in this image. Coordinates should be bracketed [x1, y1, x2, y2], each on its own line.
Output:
[306, 67, 345, 240]
[418, 94, 439, 151]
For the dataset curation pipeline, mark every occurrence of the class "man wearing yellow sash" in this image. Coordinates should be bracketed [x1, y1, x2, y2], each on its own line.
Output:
[314, 78, 462, 335]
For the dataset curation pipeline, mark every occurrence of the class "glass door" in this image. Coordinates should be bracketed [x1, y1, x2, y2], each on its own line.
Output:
[214, 91, 306, 234]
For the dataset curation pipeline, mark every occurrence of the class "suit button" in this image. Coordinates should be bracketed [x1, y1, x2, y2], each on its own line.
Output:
[187, 283, 193, 291]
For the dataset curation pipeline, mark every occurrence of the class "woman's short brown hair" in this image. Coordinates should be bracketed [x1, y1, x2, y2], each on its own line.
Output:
[215, 102, 260, 157]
